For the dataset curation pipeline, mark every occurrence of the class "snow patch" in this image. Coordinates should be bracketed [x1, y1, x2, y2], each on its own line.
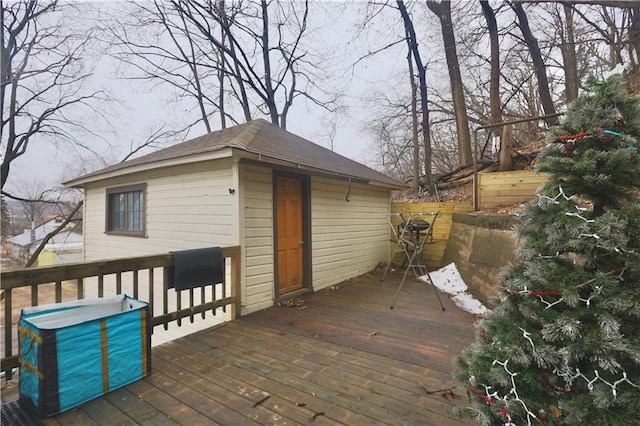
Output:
[603, 63, 626, 79]
[420, 263, 489, 316]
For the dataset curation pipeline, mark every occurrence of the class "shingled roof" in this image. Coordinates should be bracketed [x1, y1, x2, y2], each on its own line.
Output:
[65, 119, 405, 188]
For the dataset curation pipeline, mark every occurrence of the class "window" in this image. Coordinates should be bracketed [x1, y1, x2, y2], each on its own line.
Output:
[106, 184, 146, 237]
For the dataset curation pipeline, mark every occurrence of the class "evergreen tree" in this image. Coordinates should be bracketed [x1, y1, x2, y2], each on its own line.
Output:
[455, 75, 640, 425]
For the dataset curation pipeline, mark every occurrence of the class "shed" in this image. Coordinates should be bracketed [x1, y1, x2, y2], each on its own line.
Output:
[65, 119, 405, 315]
[38, 229, 84, 266]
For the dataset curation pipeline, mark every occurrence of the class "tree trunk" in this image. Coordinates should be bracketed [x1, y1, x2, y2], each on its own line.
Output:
[480, 0, 512, 171]
[173, 4, 211, 132]
[426, 1, 472, 166]
[512, 3, 559, 126]
[629, 7, 640, 69]
[260, 0, 279, 126]
[397, 0, 433, 192]
[218, 0, 227, 128]
[498, 124, 513, 171]
[406, 37, 420, 194]
[561, 4, 579, 102]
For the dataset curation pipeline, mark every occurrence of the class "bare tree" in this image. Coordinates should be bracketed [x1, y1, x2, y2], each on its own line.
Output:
[426, 1, 472, 167]
[1, 177, 82, 267]
[571, 4, 631, 71]
[628, 6, 640, 70]
[1, 0, 107, 192]
[397, 0, 433, 192]
[511, 2, 559, 126]
[114, 0, 337, 131]
[15, 182, 48, 234]
[479, 1, 509, 171]
[1, 1, 114, 270]
[110, 1, 239, 132]
[406, 40, 420, 193]
[367, 113, 414, 183]
[24, 199, 82, 267]
[559, 4, 580, 102]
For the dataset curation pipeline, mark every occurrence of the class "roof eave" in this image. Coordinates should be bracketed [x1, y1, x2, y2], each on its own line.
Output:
[64, 148, 234, 187]
[235, 151, 406, 189]
[367, 180, 408, 190]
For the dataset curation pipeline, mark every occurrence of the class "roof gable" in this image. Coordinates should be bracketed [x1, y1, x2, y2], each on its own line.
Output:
[65, 119, 404, 188]
[8, 225, 59, 247]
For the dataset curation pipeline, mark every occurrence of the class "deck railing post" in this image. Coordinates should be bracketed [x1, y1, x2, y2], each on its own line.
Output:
[3, 288, 13, 379]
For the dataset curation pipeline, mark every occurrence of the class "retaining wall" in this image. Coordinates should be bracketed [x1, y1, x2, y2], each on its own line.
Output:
[478, 170, 548, 209]
[442, 213, 519, 308]
[390, 202, 473, 267]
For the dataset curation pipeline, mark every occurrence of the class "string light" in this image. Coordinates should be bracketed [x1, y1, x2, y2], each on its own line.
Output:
[552, 367, 640, 397]
[580, 233, 600, 240]
[492, 359, 538, 426]
[565, 212, 594, 223]
[469, 383, 514, 425]
[519, 327, 536, 352]
[498, 284, 562, 298]
[535, 185, 576, 205]
[468, 143, 640, 421]
[470, 366, 640, 424]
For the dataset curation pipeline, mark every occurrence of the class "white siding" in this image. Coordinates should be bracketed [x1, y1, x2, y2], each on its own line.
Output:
[83, 158, 237, 260]
[311, 176, 390, 289]
[82, 158, 238, 344]
[239, 164, 274, 315]
[80, 157, 392, 321]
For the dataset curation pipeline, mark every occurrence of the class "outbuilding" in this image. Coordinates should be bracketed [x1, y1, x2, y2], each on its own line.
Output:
[65, 119, 405, 315]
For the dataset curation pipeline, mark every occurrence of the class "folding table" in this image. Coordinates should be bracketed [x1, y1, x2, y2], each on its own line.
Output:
[382, 212, 445, 311]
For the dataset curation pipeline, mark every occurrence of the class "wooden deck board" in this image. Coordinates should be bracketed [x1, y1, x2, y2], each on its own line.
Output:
[155, 344, 336, 425]
[44, 271, 478, 425]
[101, 387, 179, 425]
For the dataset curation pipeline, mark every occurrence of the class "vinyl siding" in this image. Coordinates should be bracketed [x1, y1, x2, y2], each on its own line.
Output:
[83, 158, 236, 259]
[310, 176, 390, 289]
[239, 163, 274, 315]
[80, 157, 391, 321]
[81, 158, 238, 344]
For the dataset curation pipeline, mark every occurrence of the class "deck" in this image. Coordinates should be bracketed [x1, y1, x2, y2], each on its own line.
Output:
[19, 270, 478, 425]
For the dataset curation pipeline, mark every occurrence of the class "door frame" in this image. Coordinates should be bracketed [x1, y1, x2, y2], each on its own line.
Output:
[272, 171, 312, 298]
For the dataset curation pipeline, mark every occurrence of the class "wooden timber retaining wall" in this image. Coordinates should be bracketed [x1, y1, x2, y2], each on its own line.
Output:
[390, 171, 548, 306]
[478, 170, 548, 209]
[389, 202, 473, 267]
[388, 204, 519, 308]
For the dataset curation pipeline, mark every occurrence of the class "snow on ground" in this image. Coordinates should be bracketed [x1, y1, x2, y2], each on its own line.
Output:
[420, 263, 489, 315]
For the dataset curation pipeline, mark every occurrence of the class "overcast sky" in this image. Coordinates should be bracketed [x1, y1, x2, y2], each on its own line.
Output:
[6, 1, 421, 197]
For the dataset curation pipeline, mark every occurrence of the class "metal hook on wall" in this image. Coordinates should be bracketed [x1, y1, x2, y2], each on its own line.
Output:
[345, 177, 351, 202]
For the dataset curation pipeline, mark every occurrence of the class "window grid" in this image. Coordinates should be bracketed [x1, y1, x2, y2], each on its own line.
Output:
[106, 184, 146, 237]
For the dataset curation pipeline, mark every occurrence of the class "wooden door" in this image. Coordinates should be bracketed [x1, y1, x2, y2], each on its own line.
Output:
[276, 176, 304, 295]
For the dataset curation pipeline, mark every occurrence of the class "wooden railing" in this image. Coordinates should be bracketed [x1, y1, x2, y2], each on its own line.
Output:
[0, 246, 241, 379]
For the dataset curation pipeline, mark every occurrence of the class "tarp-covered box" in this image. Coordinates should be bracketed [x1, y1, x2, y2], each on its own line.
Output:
[18, 295, 151, 417]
